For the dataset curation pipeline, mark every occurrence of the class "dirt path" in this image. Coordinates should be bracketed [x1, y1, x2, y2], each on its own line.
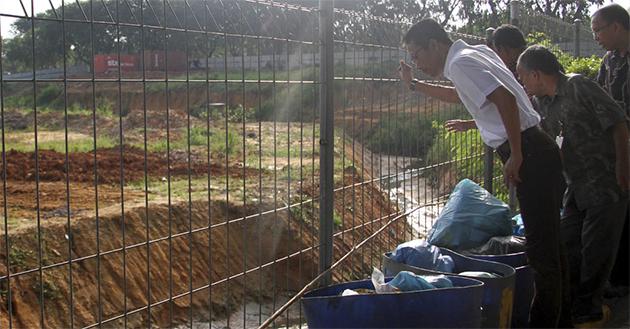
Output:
[0, 147, 260, 184]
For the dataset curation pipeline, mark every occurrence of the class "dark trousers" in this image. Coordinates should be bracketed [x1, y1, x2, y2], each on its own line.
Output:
[609, 210, 629, 286]
[497, 126, 571, 328]
[561, 198, 627, 322]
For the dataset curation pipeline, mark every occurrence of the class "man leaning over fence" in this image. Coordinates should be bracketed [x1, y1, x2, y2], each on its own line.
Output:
[591, 3, 630, 298]
[443, 24, 563, 139]
[517, 45, 629, 327]
[398, 18, 570, 328]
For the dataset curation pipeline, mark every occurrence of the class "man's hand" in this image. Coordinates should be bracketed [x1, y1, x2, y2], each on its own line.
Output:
[503, 153, 523, 187]
[399, 60, 413, 85]
[445, 119, 476, 132]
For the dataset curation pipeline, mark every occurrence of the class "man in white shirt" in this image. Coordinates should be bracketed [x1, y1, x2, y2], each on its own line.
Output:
[399, 18, 570, 328]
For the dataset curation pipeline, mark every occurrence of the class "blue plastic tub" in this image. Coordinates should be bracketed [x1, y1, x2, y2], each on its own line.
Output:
[302, 276, 484, 328]
[469, 252, 534, 328]
[383, 248, 515, 329]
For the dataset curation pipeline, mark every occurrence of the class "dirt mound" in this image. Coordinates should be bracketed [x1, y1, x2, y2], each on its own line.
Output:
[1, 181, 145, 223]
[1, 147, 259, 184]
[0, 200, 318, 328]
[0, 169, 412, 328]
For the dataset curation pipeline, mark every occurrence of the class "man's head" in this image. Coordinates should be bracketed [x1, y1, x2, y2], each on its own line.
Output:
[592, 4, 630, 52]
[516, 45, 563, 97]
[402, 18, 453, 77]
[493, 24, 527, 70]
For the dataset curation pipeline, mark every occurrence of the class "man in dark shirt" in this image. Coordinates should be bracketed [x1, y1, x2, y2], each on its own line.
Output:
[592, 3, 630, 292]
[517, 45, 629, 326]
[594, 4, 630, 116]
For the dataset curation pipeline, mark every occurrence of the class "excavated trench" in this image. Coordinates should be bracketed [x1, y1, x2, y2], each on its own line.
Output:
[0, 169, 411, 328]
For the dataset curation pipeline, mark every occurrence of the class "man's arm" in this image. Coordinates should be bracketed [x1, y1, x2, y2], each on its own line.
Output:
[445, 119, 477, 132]
[399, 60, 461, 104]
[613, 121, 630, 191]
[487, 86, 523, 185]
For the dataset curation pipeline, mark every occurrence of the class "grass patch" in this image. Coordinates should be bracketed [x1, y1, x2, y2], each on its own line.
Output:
[141, 127, 242, 157]
[333, 211, 342, 228]
[3, 131, 117, 153]
[9, 246, 32, 270]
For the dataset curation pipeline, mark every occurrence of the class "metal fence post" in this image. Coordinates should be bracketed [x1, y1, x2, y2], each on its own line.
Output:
[508, 0, 521, 212]
[510, 0, 521, 26]
[318, 0, 334, 286]
[574, 19, 581, 57]
[484, 28, 495, 194]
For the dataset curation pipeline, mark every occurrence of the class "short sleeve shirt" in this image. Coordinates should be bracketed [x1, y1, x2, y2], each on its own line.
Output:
[538, 74, 628, 210]
[443, 40, 541, 148]
[597, 50, 630, 116]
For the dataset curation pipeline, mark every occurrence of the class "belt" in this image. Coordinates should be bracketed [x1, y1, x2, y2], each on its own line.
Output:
[496, 125, 545, 162]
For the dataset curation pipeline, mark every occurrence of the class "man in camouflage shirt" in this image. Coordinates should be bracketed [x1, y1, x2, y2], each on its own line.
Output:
[593, 4, 630, 116]
[517, 45, 629, 326]
[592, 3, 630, 293]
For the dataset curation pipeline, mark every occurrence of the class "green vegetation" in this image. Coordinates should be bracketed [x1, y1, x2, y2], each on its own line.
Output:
[333, 211, 343, 228]
[365, 106, 469, 158]
[33, 279, 60, 300]
[4, 90, 116, 120]
[8, 246, 32, 270]
[425, 124, 509, 202]
[527, 32, 601, 79]
[4, 132, 117, 153]
[365, 113, 436, 158]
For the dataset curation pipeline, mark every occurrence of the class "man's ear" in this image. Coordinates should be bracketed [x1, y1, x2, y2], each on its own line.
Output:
[531, 70, 541, 80]
[428, 39, 438, 51]
[611, 21, 623, 33]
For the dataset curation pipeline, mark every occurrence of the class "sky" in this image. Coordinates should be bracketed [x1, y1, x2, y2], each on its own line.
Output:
[0, 0, 629, 38]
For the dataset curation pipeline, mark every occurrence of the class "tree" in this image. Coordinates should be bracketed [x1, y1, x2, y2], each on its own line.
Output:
[456, 0, 605, 34]
[3, 0, 238, 70]
[3, 0, 606, 73]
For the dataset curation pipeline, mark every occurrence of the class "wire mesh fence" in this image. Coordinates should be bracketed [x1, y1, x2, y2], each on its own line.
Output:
[514, 0, 605, 58]
[0, 0, 610, 328]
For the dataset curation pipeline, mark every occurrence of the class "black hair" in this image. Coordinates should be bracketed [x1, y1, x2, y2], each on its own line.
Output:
[402, 18, 452, 49]
[493, 24, 526, 51]
[485, 27, 496, 47]
[517, 45, 563, 76]
[593, 3, 630, 31]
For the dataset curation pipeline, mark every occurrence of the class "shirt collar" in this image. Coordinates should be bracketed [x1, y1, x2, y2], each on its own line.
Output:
[540, 73, 570, 106]
[610, 49, 628, 61]
[444, 39, 467, 79]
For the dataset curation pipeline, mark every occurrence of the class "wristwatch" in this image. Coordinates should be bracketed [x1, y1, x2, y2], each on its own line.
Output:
[409, 78, 418, 91]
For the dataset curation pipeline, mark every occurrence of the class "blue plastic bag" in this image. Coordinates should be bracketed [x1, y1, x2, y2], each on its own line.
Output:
[512, 214, 525, 236]
[424, 275, 454, 288]
[427, 179, 512, 250]
[388, 271, 453, 292]
[390, 239, 455, 273]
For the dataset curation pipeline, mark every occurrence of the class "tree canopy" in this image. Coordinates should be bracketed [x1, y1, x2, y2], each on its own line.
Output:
[2, 0, 608, 71]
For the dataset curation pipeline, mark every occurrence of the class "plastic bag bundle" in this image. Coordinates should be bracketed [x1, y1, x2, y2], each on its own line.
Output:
[371, 267, 453, 293]
[461, 235, 527, 256]
[389, 239, 455, 273]
[428, 179, 513, 250]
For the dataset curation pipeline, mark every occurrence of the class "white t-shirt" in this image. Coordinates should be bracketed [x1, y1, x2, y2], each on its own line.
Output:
[443, 39, 540, 148]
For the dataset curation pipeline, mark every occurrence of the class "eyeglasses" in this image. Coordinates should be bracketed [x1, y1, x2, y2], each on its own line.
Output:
[592, 23, 612, 37]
